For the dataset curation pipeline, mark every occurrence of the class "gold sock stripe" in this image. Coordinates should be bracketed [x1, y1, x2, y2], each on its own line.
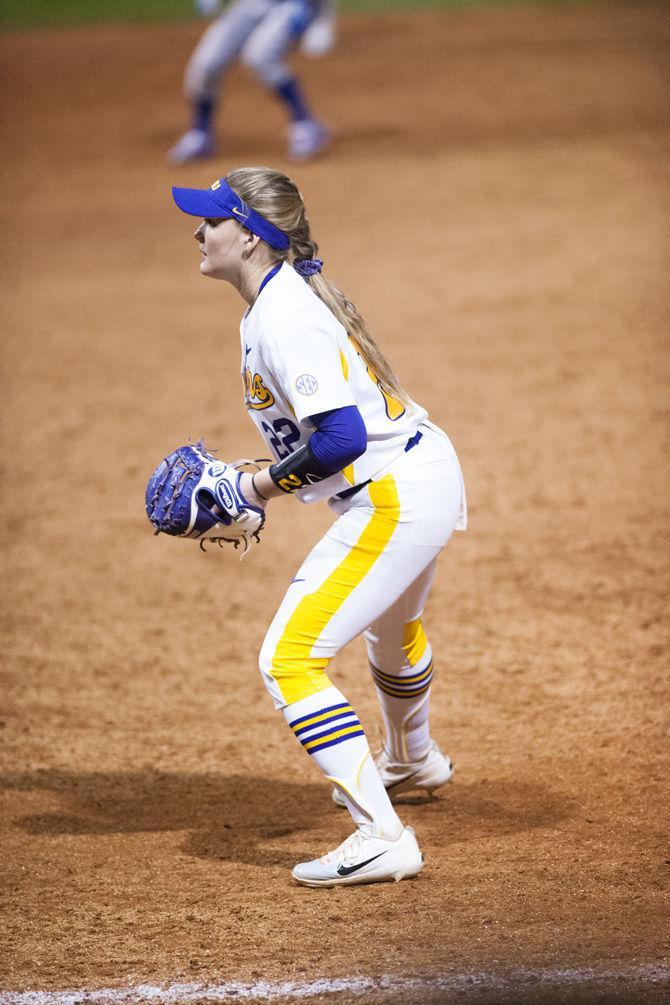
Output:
[370, 660, 433, 686]
[290, 704, 354, 735]
[373, 677, 432, 699]
[302, 723, 364, 752]
[371, 662, 433, 699]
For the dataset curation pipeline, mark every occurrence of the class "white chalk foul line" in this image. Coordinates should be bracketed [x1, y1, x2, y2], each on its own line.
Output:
[3, 966, 670, 1004]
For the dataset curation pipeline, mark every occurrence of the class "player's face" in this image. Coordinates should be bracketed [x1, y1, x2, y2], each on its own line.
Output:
[194, 217, 245, 281]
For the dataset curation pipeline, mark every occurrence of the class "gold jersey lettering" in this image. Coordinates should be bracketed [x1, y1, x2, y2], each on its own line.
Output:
[243, 367, 276, 410]
[347, 337, 405, 421]
[377, 383, 406, 421]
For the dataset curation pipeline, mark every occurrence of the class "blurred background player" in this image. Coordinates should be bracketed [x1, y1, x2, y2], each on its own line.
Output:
[169, 0, 336, 164]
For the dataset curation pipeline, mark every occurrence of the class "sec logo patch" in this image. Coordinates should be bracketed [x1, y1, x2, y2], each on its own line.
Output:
[296, 373, 318, 396]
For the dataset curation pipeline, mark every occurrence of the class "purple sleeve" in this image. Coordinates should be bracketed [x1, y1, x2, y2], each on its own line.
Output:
[308, 405, 368, 475]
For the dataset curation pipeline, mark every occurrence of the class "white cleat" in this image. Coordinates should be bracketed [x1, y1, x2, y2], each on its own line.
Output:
[292, 826, 423, 888]
[332, 740, 454, 807]
[288, 118, 330, 161]
[168, 128, 215, 165]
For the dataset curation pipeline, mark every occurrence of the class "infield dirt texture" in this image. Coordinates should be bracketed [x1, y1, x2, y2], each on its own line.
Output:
[1, 3, 669, 1003]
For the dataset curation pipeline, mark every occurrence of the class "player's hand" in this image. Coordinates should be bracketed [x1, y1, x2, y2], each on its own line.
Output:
[195, 0, 222, 18]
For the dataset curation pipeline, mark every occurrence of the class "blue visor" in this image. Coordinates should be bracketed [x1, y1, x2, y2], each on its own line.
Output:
[172, 178, 290, 251]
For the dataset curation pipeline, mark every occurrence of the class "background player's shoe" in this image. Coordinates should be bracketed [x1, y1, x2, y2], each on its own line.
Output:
[168, 128, 215, 165]
[292, 826, 423, 888]
[288, 119, 330, 161]
[332, 740, 454, 806]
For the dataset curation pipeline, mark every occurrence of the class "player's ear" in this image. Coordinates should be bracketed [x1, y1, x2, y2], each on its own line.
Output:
[242, 230, 262, 256]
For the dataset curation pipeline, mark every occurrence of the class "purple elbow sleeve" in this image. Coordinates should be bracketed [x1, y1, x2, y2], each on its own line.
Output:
[308, 406, 368, 474]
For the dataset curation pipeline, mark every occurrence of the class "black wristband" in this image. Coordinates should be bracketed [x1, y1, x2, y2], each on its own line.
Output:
[269, 442, 333, 494]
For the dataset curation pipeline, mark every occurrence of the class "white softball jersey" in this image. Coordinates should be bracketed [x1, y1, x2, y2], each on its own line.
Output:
[238, 263, 467, 709]
[240, 262, 432, 504]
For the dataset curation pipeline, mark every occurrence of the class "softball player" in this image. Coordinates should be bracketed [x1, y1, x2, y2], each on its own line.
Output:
[170, 0, 331, 165]
[171, 167, 467, 886]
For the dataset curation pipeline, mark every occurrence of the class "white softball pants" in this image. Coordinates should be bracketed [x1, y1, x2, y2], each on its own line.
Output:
[259, 422, 467, 708]
[185, 0, 320, 101]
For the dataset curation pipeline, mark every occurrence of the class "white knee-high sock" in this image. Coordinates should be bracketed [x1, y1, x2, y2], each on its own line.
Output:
[369, 642, 434, 763]
[283, 685, 403, 839]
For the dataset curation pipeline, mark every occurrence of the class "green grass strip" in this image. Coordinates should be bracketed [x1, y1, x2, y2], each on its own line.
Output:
[1, 0, 596, 32]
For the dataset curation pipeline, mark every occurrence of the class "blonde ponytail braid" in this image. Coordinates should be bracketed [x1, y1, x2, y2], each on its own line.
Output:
[225, 166, 409, 405]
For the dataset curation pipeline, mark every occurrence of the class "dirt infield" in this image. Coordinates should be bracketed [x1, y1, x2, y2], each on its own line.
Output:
[1, 3, 669, 1002]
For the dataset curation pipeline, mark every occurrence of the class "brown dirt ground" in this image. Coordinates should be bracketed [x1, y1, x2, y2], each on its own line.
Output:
[1, 3, 669, 1003]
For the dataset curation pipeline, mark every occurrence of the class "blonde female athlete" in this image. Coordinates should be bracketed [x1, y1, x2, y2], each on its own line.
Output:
[170, 167, 467, 887]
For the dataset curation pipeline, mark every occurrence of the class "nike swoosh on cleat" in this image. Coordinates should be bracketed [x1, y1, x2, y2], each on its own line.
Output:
[386, 766, 425, 792]
[336, 851, 387, 877]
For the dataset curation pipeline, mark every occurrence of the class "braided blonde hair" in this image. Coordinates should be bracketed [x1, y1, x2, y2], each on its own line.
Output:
[225, 166, 408, 404]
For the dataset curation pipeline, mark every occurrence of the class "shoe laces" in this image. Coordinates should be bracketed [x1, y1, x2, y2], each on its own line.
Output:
[321, 828, 370, 867]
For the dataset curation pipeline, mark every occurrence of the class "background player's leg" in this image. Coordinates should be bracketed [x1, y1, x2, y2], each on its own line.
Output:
[170, 0, 271, 164]
[240, 1, 330, 160]
[300, 0, 337, 57]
